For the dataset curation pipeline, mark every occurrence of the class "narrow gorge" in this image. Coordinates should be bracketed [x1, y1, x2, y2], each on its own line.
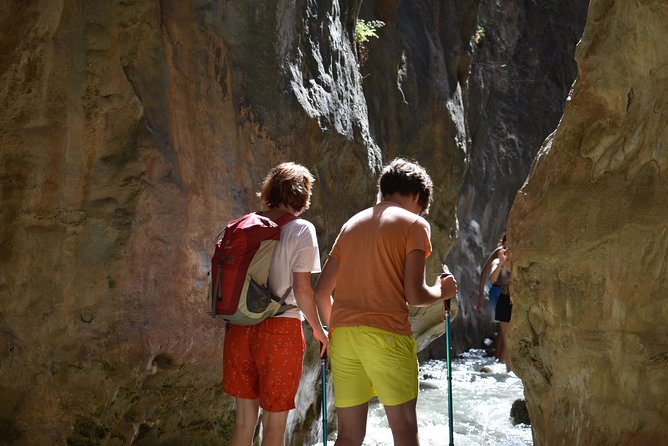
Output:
[0, 1, 666, 445]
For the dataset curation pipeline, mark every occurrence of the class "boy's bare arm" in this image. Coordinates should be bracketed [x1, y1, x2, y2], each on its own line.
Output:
[313, 257, 338, 327]
[404, 250, 457, 307]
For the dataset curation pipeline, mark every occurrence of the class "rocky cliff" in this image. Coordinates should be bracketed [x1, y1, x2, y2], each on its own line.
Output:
[3, 0, 665, 444]
[428, 0, 589, 356]
[0, 1, 466, 444]
[508, 0, 668, 444]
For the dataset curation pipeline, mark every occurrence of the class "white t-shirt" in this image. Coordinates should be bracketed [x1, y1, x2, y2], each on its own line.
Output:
[268, 218, 321, 319]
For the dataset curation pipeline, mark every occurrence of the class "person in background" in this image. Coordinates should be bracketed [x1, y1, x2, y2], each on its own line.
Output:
[314, 158, 457, 446]
[477, 234, 512, 370]
[488, 242, 512, 371]
[224, 162, 329, 446]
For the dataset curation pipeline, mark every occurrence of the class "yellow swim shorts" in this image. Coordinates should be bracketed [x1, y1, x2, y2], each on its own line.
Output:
[329, 325, 418, 408]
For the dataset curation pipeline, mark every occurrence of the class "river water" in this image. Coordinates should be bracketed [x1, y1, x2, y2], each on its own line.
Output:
[314, 348, 533, 446]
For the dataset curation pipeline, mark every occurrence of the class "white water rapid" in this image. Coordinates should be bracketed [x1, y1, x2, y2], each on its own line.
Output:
[313, 348, 532, 446]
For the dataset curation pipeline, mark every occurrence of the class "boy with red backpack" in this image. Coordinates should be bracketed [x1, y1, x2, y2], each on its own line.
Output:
[221, 162, 329, 446]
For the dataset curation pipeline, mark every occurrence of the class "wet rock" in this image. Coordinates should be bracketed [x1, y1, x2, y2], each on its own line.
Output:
[510, 399, 531, 426]
[508, 0, 668, 443]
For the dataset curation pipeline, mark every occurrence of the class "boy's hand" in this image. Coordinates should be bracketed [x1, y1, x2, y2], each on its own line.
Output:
[319, 340, 329, 359]
[439, 274, 457, 300]
[316, 328, 329, 358]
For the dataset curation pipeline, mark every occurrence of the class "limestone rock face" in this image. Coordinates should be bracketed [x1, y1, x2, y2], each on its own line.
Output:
[508, 0, 668, 444]
[421, 0, 589, 357]
[0, 1, 466, 444]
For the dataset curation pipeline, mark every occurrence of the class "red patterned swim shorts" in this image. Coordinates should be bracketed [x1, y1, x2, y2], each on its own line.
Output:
[223, 317, 305, 412]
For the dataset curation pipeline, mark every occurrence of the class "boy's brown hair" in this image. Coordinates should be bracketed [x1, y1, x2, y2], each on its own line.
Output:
[378, 158, 433, 214]
[259, 162, 315, 212]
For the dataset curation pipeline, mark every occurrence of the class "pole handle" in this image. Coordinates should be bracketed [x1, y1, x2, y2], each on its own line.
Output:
[440, 272, 452, 314]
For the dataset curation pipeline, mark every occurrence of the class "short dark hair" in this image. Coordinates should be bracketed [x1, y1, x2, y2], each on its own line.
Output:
[259, 162, 315, 212]
[378, 158, 433, 214]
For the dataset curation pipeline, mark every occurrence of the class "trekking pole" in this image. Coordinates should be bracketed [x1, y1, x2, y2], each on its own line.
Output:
[441, 270, 455, 446]
[320, 341, 328, 445]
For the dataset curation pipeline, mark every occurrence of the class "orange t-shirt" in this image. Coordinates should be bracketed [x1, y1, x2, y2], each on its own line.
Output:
[328, 201, 432, 335]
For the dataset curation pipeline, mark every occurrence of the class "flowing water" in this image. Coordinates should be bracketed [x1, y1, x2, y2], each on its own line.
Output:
[314, 348, 533, 446]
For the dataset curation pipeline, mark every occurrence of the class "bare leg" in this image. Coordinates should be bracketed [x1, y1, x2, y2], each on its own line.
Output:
[231, 398, 260, 446]
[384, 398, 419, 446]
[260, 410, 289, 446]
[334, 403, 369, 446]
[495, 324, 505, 362]
[498, 321, 512, 371]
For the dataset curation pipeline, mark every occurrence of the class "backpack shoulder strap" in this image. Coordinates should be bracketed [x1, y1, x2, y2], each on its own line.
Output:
[273, 286, 297, 315]
[270, 212, 297, 228]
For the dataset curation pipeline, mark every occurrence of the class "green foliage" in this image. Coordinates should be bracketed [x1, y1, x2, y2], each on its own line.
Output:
[355, 19, 385, 44]
[355, 19, 385, 67]
[473, 25, 486, 45]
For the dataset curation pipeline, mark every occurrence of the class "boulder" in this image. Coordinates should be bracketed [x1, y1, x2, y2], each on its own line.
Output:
[508, 0, 668, 444]
[510, 399, 531, 426]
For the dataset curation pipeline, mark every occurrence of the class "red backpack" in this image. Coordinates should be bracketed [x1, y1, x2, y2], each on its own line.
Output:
[208, 212, 297, 325]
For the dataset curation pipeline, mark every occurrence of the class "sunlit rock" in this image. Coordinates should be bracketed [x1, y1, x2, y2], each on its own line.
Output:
[0, 0, 466, 444]
[435, 0, 589, 356]
[508, 0, 668, 444]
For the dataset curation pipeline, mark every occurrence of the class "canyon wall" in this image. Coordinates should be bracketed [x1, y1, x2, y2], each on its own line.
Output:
[0, 0, 467, 444]
[431, 0, 589, 355]
[4, 0, 664, 444]
[508, 0, 668, 444]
